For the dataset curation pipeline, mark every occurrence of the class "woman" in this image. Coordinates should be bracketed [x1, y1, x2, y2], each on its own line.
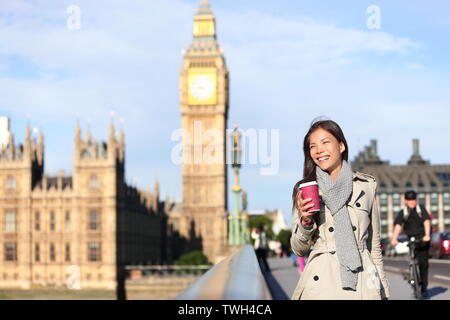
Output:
[290, 119, 390, 300]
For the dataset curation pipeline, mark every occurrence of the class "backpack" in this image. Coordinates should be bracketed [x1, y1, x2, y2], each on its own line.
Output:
[402, 204, 432, 237]
[402, 204, 423, 221]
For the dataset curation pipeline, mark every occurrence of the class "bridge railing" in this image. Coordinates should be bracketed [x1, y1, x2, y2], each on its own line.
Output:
[124, 264, 211, 280]
[175, 245, 272, 300]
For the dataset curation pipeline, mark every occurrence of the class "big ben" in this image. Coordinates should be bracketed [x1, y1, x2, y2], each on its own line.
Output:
[179, 0, 229, 263]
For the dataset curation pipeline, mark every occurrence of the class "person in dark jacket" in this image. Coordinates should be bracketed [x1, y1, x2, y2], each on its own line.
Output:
[391, 190, 431, 298]
[251, 227, 271, 272]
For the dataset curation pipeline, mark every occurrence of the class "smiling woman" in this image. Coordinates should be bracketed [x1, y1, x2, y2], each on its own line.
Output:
[290, 119, 391, 300]
[295, 120, 349, 190]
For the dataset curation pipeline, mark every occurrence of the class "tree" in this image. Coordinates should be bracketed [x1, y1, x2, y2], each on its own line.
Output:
[175, 251, 212, 266]
[249, 215, 274, 242]
[276, 229, 292, 251]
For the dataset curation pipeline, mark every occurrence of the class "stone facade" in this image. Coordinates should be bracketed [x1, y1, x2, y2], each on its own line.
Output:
[0, 121, 174, 289]
[352, 139, 450, 240]
[175, 0, 229, 263]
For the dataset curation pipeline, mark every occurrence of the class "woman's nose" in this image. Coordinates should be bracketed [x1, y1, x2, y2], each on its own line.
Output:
[315, 145, 324, 154]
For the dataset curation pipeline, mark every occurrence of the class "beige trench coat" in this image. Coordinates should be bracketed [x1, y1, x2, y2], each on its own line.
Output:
[290, 171, 391, 300]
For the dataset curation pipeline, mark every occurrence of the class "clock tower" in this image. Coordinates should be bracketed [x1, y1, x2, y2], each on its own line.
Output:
[179, 0, 229, 262]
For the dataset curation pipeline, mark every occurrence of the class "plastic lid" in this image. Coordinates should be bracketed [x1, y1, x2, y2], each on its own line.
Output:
[299, 181, 318, 188]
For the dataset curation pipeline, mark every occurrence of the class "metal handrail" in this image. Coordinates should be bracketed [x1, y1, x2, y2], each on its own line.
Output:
[125, 265, 211, 271]
[175, 245, 272, 300]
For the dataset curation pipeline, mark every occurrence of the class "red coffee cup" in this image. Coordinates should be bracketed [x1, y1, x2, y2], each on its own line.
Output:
[299, 181, 320, 213]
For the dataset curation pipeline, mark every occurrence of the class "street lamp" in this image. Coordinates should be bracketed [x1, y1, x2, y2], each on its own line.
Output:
[241, 191, 250, 244]
[229, 122, 243, 245]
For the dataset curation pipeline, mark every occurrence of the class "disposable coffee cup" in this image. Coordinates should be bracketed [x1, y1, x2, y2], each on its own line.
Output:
[299, 181, 320, 213]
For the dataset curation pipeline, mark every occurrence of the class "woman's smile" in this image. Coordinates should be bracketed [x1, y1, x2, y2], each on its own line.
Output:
[317, 155, 330, 163]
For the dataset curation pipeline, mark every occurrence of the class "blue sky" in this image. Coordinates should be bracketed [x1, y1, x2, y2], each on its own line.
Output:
[1, 0, 450, 228]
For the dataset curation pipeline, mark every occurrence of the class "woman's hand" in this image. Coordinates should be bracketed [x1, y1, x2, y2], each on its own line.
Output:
[296, 189, 316, 227]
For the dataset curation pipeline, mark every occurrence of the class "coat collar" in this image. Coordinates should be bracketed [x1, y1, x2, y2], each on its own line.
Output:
[317, 172, 370, 208]
[352, 171, 371, 182]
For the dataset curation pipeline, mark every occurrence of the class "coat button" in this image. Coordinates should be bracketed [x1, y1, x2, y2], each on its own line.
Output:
[356, 203, 361, 208]
[313, 276, 319, 281]
[352, 226, 357, 231]
[329, 227, 334, 232]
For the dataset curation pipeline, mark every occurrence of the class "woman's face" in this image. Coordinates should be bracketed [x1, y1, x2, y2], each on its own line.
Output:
[309, 128, 345, 174]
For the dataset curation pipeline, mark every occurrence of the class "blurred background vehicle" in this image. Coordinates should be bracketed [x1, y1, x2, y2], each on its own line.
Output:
[384, 235, 409, 257]
[381, 239, 387, 256]
[429, 231, 450, 259]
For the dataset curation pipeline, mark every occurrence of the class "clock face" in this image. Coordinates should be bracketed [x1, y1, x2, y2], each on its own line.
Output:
[189, 75, 215, 101]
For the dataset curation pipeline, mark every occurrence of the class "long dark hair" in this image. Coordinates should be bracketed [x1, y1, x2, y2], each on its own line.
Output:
[291, 119, 349, 212]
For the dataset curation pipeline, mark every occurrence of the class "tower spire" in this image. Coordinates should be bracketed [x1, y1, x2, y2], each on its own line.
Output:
[37, 127, 44, 166]
[408, 139, 428, 165]
[108, 111, 117, 160]
[154, 177, 160, 201]
[38, 128, 44, 145]
[86, 119, 92, 143]
[197, 0, 213, 15]
[118, 117, 124, 143]
[191, 0, 217, 42]
[109, 111, 116, 141]
[118, 117, 125, 161]
[75, 118, 81, 143]
[25, 121, 31, 142]
[24, 121, 31, 157]
[74, 118, 81, 162]
[25, 120, 31, 136]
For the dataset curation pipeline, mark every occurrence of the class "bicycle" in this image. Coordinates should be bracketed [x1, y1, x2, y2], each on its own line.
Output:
[402, 237, 422, 299]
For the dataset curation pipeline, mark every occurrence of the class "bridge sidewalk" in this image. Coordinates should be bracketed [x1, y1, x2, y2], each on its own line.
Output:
[267, 256, 450, 300]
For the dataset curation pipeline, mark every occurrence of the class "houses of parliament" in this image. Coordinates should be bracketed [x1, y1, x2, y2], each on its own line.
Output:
[0, 0, 230, 289]
[0, 117, 184, 289]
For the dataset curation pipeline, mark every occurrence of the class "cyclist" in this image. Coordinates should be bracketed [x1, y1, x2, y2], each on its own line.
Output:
[391, 190, 431, 298]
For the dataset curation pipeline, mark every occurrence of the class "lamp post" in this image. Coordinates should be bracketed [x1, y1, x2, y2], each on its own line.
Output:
[241, 191, 250, 244]
[229, 123, 242, 245]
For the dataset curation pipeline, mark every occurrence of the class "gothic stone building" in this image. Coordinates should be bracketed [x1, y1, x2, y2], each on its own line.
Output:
[352, 139, 450, 240]
[0, 121, 173, 289]
[176, 0, 230, 263]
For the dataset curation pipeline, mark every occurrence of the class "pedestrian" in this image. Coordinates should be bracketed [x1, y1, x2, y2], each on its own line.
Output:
[391, 190, 431, 298]
[251, 227, 271, 272]
[274, 240, 282, 258]
[290, 251, 298, 267]
[290, 119, 390, 300]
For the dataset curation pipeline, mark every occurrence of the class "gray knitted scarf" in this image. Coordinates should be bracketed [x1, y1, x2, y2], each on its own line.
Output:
[316, 160, 362, 290]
